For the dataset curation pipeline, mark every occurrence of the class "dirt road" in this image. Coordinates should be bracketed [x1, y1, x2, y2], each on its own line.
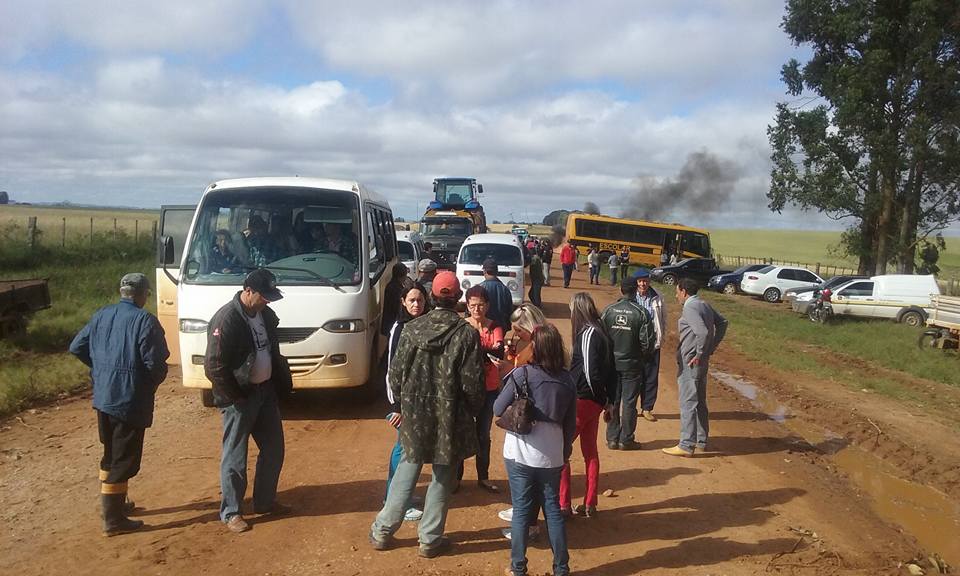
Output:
[2, 268, 955, 575]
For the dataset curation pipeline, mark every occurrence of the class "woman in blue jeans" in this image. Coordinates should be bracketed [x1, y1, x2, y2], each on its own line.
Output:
[494, 324, 577, 576]
[384, 280, 430, 521]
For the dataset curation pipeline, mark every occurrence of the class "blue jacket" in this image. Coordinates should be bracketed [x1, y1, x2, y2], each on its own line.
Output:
[479, 277, 514, 330]
[70, 299, 169, 428]
[494, 364, 578, 461]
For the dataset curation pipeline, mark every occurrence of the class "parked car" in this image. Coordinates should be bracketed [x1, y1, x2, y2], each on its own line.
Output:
[789, 275, 867, 315]
[707, 264, 770, 295]
[455, 233, 526, 304]
[740, 265, 823, 303]
[826, 274, 940, 326]
[650, 258, 730, 286]
[396, 230, 424, 280]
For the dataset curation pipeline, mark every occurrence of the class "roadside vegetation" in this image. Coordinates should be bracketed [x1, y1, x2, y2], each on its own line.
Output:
[0, 223, 154, 416]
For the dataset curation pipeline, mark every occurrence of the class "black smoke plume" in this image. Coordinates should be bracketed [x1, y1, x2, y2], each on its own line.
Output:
[583, 201, 600, 215]
[623, 150, 741, 221]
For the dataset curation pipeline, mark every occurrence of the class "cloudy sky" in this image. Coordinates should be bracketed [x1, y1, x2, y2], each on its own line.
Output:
[2, 0, 844, 229]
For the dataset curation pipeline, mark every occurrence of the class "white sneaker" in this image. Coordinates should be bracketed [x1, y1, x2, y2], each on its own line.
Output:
[501, 525, 540, 541]
[498, 508, 513, 522]
[404, 507, 423, 522]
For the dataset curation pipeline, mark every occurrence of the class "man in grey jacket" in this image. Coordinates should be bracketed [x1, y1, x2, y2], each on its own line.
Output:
[663, 278, 728, 457]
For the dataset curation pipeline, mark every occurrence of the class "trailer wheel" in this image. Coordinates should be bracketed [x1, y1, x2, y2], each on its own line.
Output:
[917, 329, 942, 350]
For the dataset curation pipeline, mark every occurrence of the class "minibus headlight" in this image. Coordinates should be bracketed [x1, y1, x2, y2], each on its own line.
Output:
[180, 319, 209, 333]
[507, 281, 519, 292]
[322, 319, 365, 333]
[461, 279, 471, 290]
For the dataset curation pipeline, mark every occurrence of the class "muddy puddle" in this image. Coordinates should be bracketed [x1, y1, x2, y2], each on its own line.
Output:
[713, 370, 960, 567]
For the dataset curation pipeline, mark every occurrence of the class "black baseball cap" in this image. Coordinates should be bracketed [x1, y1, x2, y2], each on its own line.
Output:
[243, 269, 283, 302]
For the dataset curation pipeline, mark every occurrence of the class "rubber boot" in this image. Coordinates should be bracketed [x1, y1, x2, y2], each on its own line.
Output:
[102, 493, 144, 536]
[101, 470, 136, 515]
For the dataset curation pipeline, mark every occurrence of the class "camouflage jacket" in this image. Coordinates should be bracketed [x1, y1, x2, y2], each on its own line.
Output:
[389, 308, 485, 465]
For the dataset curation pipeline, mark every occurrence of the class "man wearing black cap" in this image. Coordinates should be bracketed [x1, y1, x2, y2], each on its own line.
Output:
[204, 269, 293, 533]
[479, 258, 514, 330]
[70, 273, 169, 536]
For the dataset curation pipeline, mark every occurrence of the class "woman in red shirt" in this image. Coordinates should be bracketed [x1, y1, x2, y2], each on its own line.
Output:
[457, 285, 505, 493]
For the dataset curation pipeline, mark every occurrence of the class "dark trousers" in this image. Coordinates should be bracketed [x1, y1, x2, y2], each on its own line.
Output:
[98, 410, 145, 485]
[528, 282, 543, 308]
[640, 348, 661, 412]
[562, 264, 575, 288]
[458, 390, 497, 482]
[606, 371, 643, 445]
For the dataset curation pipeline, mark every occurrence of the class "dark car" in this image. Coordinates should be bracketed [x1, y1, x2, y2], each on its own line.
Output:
[650, 258, 730, 286]
[707, 264, 770, 295]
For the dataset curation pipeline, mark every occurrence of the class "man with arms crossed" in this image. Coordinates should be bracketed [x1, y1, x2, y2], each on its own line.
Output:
[663, 278, 728, 457]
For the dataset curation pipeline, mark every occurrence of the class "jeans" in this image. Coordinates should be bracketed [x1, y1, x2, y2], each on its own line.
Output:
[606, 371, 642, 445]
[458, 390, 497, 482]
[372, 459, 454, 548]
[610, 268, 619, 285]
[505, 459, 569, 576]
[528, 282, 543, 308]
[677, 361, 710, 452]
[543, 262, 551, 286]
[640, 347, 661, 412]
[560, 399, 602, 508]
[588, 265, 599, 284]
[385, 431, 403, 499]
[219, 380, 285, 522]
[561, 263, 575, 288]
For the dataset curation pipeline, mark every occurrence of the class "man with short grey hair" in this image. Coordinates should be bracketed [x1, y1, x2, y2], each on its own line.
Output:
[663, 278, 728, 458]
[70, 273, 170, 536]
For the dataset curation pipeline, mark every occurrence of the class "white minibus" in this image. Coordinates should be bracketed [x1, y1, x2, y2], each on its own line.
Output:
[455, 233, 525, 304]
[157, 177, 396, 405]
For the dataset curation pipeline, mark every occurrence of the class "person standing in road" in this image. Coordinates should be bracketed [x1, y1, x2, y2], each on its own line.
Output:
[479, 258, 514, 331]
[540, 240, 554, 286]
[382, 262, 410, 335]
[601, 276, 655, 450]
[70, 273, 169, 537]
[560, 292, 616, 518]
[417, 258, 438, 300]
[607, 252, 620, 286]
[619, 247, 630, 279]
[587, 246, 601, 285]
[495, 324, 576, 576]
[384, 280, 430, 523]
[560, 241, 577, 288]
[370, 271, 485, 558]
[528, 251, 545, 308]
[634, 268, 665, 422]
[204, 269, 293, 534]
[663, 278, 728, 458]
[457, 285, 505, 494]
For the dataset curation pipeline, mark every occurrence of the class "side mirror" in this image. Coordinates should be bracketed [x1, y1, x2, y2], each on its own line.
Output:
[160, 235, 176, 265]
[477, 184, 484, 195]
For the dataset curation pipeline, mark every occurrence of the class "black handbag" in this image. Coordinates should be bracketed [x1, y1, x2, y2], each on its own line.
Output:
[495, 366, 535, 435]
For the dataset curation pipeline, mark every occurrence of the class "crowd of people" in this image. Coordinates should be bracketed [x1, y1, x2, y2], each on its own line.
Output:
[69, 245, 727, 575]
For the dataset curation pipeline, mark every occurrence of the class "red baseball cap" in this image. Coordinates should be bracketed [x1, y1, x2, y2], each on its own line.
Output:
[432, 271, 461, 298]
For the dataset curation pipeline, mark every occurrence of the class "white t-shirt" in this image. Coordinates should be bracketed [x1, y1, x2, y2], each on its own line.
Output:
[245, 312, 273, 384]
[502, 421, 564, 469]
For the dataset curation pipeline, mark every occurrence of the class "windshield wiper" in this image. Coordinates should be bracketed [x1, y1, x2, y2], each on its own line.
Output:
[239, 265, 346, 293]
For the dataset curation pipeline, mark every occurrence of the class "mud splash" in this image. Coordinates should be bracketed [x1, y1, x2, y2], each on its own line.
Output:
[713, 370, 960, 567]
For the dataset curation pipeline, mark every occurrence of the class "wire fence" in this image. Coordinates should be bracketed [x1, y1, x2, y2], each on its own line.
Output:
[715, 253, 960, 296]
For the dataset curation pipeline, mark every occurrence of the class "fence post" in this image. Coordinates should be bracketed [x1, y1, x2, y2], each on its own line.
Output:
[27, 216, 37, 249]
[113, 218, 117, 239]
[61, 217, 66, 247]
[151, 221, 158, 246]
[135, 219, 139, 242]
[89, 217, 94, 251]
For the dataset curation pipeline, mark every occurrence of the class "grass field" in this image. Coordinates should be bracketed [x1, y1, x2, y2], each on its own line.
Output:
[711, 228, 960, 279]
[0, 205, 159, 246]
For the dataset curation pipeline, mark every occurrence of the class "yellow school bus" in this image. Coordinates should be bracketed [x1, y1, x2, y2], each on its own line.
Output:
[564, 212, 712, 267]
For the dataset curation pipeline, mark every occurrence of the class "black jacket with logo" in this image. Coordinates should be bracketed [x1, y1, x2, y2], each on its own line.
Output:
[601, 296, 656, 373]
[204, 292, 293, 407]
[570, 324, 617, 406]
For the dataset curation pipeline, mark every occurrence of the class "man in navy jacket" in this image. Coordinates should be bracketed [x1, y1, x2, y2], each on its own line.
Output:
[70, 273, 169, 536]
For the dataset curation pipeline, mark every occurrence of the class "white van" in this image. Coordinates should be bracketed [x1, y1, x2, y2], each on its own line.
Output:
[828, 274, 941, 326]
[455, 233, 525, 304]
[396, 230, 424, 280]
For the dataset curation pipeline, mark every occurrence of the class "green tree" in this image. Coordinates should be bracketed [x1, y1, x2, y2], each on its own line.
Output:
[768, 0, 960, 274]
